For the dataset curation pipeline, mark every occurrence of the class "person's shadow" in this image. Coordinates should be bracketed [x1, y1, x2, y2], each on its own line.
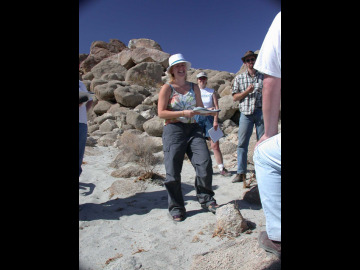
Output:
[79, 182, 95, 196]
[79, 182, 202, 221]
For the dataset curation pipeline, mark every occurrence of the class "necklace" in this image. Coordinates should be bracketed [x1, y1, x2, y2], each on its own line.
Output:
[174, 82, 189, 94]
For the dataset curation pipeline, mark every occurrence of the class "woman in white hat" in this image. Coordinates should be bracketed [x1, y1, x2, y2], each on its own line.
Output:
[158, 53, 219, 222]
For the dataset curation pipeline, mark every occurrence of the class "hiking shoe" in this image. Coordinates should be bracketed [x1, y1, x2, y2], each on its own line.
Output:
[232, 173, 245, 183]
[201, 202, 219, 214]
[220, 168, 231, 177]
[258, 231, 281, 258]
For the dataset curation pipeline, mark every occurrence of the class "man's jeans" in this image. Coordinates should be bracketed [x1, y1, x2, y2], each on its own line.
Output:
[79, 123, 88, 177]
[237, 108, 264, 174]
[253, 133, 281, 241]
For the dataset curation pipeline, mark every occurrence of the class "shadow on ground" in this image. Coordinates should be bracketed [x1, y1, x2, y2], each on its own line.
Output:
[80, 182, 212, 221]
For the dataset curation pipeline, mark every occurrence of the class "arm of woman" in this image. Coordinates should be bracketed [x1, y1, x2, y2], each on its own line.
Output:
[212, 92, 219, 130]
[193, 83, 204, 108]
[157, 84, 185, 119]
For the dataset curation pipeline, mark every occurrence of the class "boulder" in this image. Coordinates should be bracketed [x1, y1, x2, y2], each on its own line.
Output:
[134, 104, 157, 120]
[107, 103, 124, 114]
[107, 39, 127, 53]
[93, 100, 113, 115]
[80, 39, 127, 74]
[93, 81, 124, 102]
[97, 132, 118, 146]
[219, 141, 237, 155]
[99, 119, 118, 132]
[90, 78, 107, 92]
[85, 136, 97, 147]
[125, 62, 163, 87]
[130, 84, 151, 97]
[114, 48, 135, 69]
[80, 55, 99, 73]
[214, 203, 249, 237]
[131, 47, 170, 69]
[91, 58, 128, 79]
[82, 72, 94, 81]
[219, 85, 232, 97]
[94, 112, 116, 125]
[126, 111, 147, 131]
[128, 38, 163, 51]
[113, 112, 127, 129]
[101, 72, 125, 81]
[143, 116, 164, 137]
[87, 124, 99, 134]
[114, 85, 146, 108]
[218, 95, 239, 122]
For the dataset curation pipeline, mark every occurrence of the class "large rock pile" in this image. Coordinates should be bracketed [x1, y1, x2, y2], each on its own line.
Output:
[80, 38, 255, 164]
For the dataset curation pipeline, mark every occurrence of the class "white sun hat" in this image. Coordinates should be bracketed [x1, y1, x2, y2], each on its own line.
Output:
[196, 71, 208, 78]
[166, 53, 191, 74]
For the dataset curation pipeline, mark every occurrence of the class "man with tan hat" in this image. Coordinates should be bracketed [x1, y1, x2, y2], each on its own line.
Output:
[231, 50, 264, 187]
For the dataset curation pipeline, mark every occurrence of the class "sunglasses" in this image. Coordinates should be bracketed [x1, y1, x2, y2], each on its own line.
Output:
[198, 77, 207, 80]
[245, 58, 256, 63]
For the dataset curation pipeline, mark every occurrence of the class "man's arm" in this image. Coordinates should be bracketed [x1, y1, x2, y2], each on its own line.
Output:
[232, 84, 255, 101]
[232, 75, 255, 101]
[256, 74, 281, 145]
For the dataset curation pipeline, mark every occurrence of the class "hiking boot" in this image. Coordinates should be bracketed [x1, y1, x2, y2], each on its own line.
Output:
[232, 173, 245, 183]
[220, 168, 231, 177]
[258, 231, 281, 258]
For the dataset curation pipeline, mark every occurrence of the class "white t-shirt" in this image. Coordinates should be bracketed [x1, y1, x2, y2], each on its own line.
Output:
[199, 87, 214, 108]
[254, 12, 281, 78]
[79, 80, 90, 124]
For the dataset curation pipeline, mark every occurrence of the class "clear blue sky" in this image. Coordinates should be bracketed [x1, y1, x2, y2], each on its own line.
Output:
[79, 0, 281, 74]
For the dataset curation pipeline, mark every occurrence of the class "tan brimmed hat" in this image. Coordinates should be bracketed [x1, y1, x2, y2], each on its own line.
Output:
[241, 50, 257, 62]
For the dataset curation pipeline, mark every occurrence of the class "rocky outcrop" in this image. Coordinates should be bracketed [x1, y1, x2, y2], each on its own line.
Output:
[80, 39, 127, 73]
[80, 38, 268, 164]
[128, 38, 163, 51]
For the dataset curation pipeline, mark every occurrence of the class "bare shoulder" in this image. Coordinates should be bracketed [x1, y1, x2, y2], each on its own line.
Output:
[159, 83, 172, 98]
[160, 83, 171, 93]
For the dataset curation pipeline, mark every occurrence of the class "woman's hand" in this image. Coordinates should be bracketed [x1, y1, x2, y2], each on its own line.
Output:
[183, 110, 200, 117]
[213, 120, 218, 131]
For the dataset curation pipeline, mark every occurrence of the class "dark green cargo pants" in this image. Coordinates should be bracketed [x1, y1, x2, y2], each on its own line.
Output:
[162, 122, 216, 216]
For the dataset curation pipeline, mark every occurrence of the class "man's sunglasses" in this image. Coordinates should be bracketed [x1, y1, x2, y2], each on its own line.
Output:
[198, 77, 207, 80]
[245, 58, 256, 63]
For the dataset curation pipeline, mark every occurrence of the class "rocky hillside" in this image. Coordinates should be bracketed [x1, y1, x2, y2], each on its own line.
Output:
[79, 38, 259, 151]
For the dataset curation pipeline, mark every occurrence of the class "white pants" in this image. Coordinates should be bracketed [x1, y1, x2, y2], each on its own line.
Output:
[254, 133, 281, 241]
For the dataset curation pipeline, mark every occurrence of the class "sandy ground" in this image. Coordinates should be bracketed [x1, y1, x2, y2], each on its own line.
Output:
[79, 129, 281, 270]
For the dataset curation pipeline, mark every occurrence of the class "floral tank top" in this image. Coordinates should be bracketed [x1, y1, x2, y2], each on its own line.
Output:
[164, 82, 197, 125]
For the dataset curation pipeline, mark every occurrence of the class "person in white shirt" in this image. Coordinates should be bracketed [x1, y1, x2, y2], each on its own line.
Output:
[79, 80, 93, 177]
[253, 11, 281, 258]
[194, 72, 231, 177]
